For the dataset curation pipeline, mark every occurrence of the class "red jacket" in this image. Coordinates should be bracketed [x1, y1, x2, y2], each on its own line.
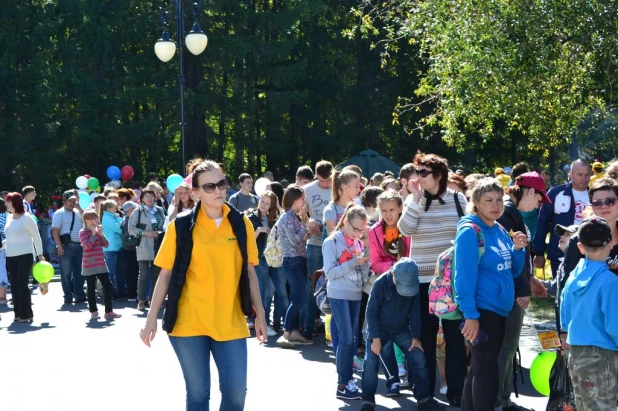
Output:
[368, 220, 411, 275]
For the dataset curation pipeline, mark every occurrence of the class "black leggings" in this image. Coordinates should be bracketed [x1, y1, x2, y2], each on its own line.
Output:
[461, 308, 507, 411]
[86, 274, 113, 313]
[6, 254, 34, 319]
[419, 283, 467, 398]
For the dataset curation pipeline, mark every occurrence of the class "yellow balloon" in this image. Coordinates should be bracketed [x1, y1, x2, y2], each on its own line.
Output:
[96, 187, 101, 193]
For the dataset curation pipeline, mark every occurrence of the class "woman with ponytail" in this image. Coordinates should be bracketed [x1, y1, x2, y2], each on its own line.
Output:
[323, 203, 371, 400]
[323, 169, 361, 236]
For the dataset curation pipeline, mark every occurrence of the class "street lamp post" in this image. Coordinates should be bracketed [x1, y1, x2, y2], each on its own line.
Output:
[154, 1, 208, 174]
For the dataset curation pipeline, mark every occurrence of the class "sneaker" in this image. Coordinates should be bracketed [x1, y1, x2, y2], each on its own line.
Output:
[267, 325, 277, 337]
[336, 380, 362, 400]
[398, 363, 407, 377]
[74, 297, 87, 304]
[90, 312, 100, 320]
[400, 378, 410, 389]
[127, 297, 137, 302]
[137, 301, 146, 311]
[360, 404, 375, 411]
[326, 340, 333, 348]
[353, 356, 364, 373]
[446, 394, 462, 407]
[439, 386, 448, 395]
[386, 382, 401, 397]
[276, 336, 295, 349]
[104, 311, 122, 319]
[418, 398, 445, 411]
[313, 323, 326, 336]
[64, 298, 73, 304]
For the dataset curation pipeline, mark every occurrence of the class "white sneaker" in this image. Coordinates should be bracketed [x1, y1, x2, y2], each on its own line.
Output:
[398, 363, 407, 377]
[267, 325, 277, 337]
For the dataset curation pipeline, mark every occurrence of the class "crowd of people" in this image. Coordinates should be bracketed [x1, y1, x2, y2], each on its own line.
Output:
[2, 155, 618, 411]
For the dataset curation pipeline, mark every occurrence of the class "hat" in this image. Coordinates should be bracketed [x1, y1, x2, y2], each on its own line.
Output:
[122, 201, 138, 212]
[494, 168, 504, 175]
[593, 161, 604, 171]
[515, 171, 552, 204]
[578, 217, 612, 248]
[392, 258, 419, 297]
[555, 224, 578, 237]
[62, 190, 77, 201]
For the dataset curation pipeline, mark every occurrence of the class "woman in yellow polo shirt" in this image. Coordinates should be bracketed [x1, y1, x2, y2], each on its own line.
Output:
[139, 160, 267, 411]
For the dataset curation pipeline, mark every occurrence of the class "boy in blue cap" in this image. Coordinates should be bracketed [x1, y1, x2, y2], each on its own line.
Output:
[560, 216, 618, 411]
[361, 258, 444, 411]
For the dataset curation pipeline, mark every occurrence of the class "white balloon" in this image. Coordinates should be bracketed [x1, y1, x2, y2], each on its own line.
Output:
[76, 176, 88, 189]
[254, 177, 271, 197]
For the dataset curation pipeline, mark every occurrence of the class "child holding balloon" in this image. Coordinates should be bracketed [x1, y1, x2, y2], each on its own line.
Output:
[79, 209, 122, 320]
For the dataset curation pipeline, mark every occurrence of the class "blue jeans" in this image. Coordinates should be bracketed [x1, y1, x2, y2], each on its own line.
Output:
[103, 251, 124, 294]
[302, 244, 323, 338]
[169, 336, 247, 411]
[330, 297, 361, 385]
[255, 256, 287, 327]
[283, 256, 307, 331]
[362, 329, 431, 405]
[59, 243, 86, 300]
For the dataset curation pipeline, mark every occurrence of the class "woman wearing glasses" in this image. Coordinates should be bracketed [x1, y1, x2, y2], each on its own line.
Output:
[562, 178, 618, 277]
[397, 152, 468, 406]
[323, 203, 371, 399]
[139, 160, 266, 411]
[128, 189, 166, 311]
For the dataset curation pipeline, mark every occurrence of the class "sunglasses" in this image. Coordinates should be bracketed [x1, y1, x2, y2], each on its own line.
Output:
[591, 197, 617, 208]
[417, 169, 433, 178]
[200, 179, 229, 193]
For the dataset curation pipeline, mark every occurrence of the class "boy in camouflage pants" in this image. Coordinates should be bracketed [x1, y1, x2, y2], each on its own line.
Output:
[560, 217, 618, 411]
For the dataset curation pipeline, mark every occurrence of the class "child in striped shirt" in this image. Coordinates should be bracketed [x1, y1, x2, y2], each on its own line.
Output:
[79, 209, 121, 320]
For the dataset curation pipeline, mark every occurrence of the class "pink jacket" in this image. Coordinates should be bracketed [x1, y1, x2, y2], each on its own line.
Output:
[368, 220, 411, 275]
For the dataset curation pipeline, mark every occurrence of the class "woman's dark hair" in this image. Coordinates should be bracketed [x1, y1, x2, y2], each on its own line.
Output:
[589, 177, 618, 201]
[5, 192, 25, 214]
[413, 152, 449, 194]
[282, 186, 304, 211]
[360, 186, 384, 209]
[380, 178, 399, 191]
[269, 182, 284, 207]
[505, 179, 532, 206]
[448, 173, 467, 193]
[511, 162, 530, 180]
[116, 188, 136, 201]
[186, 157, 205, 175]
[140, 189, 156, 202]
[191, 160, 220, 188]
[0, 198, 6, 213]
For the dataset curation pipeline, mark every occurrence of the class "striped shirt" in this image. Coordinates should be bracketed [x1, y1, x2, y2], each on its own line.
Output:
[52, 207, 83, 243]
[398, 189, 467, 283]
[79, 229, 109, 276]
[0, 212, 6, 242]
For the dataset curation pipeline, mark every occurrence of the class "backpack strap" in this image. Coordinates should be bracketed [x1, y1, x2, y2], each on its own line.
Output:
[459, 222, 485, 261]
[226, 202, 253, 316]
[454, 192, 464, 218]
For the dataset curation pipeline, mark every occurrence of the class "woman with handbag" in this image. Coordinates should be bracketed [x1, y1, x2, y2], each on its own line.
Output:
[128, 189, 165, 311]
[247, 190, 286, 336]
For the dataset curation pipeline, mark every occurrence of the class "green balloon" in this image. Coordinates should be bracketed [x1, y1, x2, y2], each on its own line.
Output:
[87, 177, 100, 190]
[33, 261, 55, 283]
[530, 351, 557, 396]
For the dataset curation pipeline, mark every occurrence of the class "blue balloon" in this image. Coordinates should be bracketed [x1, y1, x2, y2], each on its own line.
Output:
[166, 174, 184, 193]
[78, 192, 91, 209]
[107, 166, 121, 181]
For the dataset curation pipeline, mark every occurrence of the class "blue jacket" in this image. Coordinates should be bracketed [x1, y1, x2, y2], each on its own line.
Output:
[102, 211, 123, 252]
[365, 272, 421, 341]
[454, 215, 525, 319]
[560, 259, 618, 350]
[533, 182, 585, 261]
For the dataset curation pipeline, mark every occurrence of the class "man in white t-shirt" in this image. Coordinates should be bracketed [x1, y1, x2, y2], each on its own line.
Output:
[533, 159, 591, 278]
[301, 160, 333, 340]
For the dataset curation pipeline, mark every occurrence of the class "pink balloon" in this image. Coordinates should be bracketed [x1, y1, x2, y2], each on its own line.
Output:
[121, 165, 134, 181]
[184, 173, 193, 188]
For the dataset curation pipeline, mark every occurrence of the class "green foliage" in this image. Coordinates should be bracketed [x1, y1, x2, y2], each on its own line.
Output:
[351, 0, 618, 158]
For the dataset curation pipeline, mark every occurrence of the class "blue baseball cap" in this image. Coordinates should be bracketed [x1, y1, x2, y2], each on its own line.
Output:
[392, 257, 419, 297]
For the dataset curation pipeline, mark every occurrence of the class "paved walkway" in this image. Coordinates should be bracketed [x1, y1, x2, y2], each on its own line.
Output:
[1, 284, 551, 410]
